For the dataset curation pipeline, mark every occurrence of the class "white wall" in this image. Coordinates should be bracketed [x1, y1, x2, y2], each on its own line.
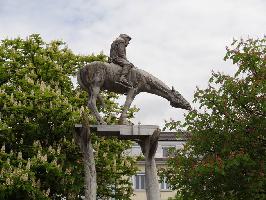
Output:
[128, 140, 186, 158]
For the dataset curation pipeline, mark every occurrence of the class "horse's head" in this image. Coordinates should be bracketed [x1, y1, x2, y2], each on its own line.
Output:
[169, 87, 192, 110]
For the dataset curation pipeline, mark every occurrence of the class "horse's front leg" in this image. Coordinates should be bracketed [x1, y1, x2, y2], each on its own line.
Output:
[119, 88, 136, 125]
[88, 86, 106, 125]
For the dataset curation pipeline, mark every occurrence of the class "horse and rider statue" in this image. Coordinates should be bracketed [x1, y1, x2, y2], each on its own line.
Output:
[78, 34, 191, 125]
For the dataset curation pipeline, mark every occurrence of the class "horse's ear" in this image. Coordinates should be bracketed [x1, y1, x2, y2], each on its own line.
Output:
[172, 86, 175, 91]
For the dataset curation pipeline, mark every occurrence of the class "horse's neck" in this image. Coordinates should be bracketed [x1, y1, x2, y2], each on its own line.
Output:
[141, 75, 172, 102]
[147, 86, 172, 102]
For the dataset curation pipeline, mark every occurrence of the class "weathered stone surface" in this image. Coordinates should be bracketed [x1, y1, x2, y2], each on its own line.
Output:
[74, 115, 96, 200]
[77, 34, 191, 125]
[138, 128, 161, 200]
[75, 124, 159, 139]
[75, 123, 161, 200]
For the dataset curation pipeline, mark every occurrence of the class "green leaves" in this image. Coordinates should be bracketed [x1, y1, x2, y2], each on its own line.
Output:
[93, 136, 137, 199]
[0, 35, 138, 199]
[0, 142, 60, 200]
[160, 37, 266, 200]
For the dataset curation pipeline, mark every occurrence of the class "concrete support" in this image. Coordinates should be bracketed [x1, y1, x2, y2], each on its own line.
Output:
[74, 124, 161, 200]
[74, 117, 97, 200]
[138, 129, 161, 200]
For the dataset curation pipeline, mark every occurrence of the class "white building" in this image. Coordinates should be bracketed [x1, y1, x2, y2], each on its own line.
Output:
[129, 132, 186, 200]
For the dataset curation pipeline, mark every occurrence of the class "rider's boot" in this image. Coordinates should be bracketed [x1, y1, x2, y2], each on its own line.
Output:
[119, 65, 133, 87]
[119, 75, 131, 86]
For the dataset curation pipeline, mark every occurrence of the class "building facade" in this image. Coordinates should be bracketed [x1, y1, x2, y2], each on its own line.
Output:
[129, 132, 186, 200]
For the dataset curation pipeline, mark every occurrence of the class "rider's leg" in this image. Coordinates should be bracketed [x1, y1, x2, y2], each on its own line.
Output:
[120, 64, 133, 85]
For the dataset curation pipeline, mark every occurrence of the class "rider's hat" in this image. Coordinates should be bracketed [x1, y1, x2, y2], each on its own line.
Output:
[119, 34, 131, 41]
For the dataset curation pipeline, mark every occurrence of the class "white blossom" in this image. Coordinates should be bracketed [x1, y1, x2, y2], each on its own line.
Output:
[36, 179, 41, 188]
[26, 159, 31, 170]
[6, 178, 11, 185]
[17, 152, 23, 159]
[41, 154, 47, 162]
[45, 188, 50, 196]
[40, 81, 46, 92]
[21, 173, 28, 181]
[1, 144, 5, 153]
[57, 146, 61, 154]
[37, 150, 42, 159]
[52, 158, 57, 165]
[10, 93, 14, 103]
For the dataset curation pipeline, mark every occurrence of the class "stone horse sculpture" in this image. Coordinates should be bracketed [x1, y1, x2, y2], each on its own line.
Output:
[78, 61, 191, 125]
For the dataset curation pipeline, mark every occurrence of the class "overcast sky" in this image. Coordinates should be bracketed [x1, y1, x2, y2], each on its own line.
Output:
[1, 0, 265, 127]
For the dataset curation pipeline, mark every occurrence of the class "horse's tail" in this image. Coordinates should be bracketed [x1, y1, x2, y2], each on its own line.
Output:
[77, 66, 90, 92]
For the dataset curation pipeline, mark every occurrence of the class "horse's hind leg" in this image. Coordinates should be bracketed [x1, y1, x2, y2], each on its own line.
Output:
[88, 86, 106, 125]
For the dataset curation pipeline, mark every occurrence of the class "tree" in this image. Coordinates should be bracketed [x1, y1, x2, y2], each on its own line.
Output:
[160, 37, 266, 200]
[0, 34, 138, 199]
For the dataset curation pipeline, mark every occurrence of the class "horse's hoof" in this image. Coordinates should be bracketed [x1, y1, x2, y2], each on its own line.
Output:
[97, 120, 107, 125]
[118, 119, 132, 125]
[118, 118, 125, 125]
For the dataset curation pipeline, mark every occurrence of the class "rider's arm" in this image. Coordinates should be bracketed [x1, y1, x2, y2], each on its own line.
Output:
[117, 41, 128, 60]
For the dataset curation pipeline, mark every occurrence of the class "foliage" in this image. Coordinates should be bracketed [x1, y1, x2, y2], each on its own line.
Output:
[94, 136, 138, 199]
[0, 142, 54, 200]
[0, 34, 138, 199]
[160, 37, 266, 200]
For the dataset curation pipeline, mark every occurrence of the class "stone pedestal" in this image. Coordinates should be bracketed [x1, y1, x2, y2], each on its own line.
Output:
[75, 124, 161, 200]
[75, 124, 159, 140]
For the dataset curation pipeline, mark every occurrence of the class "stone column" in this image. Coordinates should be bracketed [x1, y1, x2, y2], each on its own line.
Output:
[74, 114, 97, 200]
[138, 129, 161, 200]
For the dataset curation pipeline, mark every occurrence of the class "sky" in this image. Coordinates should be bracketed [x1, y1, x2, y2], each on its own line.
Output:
[0, 0, 265, 127]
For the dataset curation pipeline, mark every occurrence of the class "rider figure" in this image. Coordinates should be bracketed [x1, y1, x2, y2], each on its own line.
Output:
[109, 34, 134, 87]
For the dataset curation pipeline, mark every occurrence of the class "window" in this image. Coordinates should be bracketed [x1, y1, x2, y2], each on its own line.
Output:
[131, 145, 142, 156]
[134, 174, 145, 190]
[160, 177, 171, 190]
[162, 146, 175, 157]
